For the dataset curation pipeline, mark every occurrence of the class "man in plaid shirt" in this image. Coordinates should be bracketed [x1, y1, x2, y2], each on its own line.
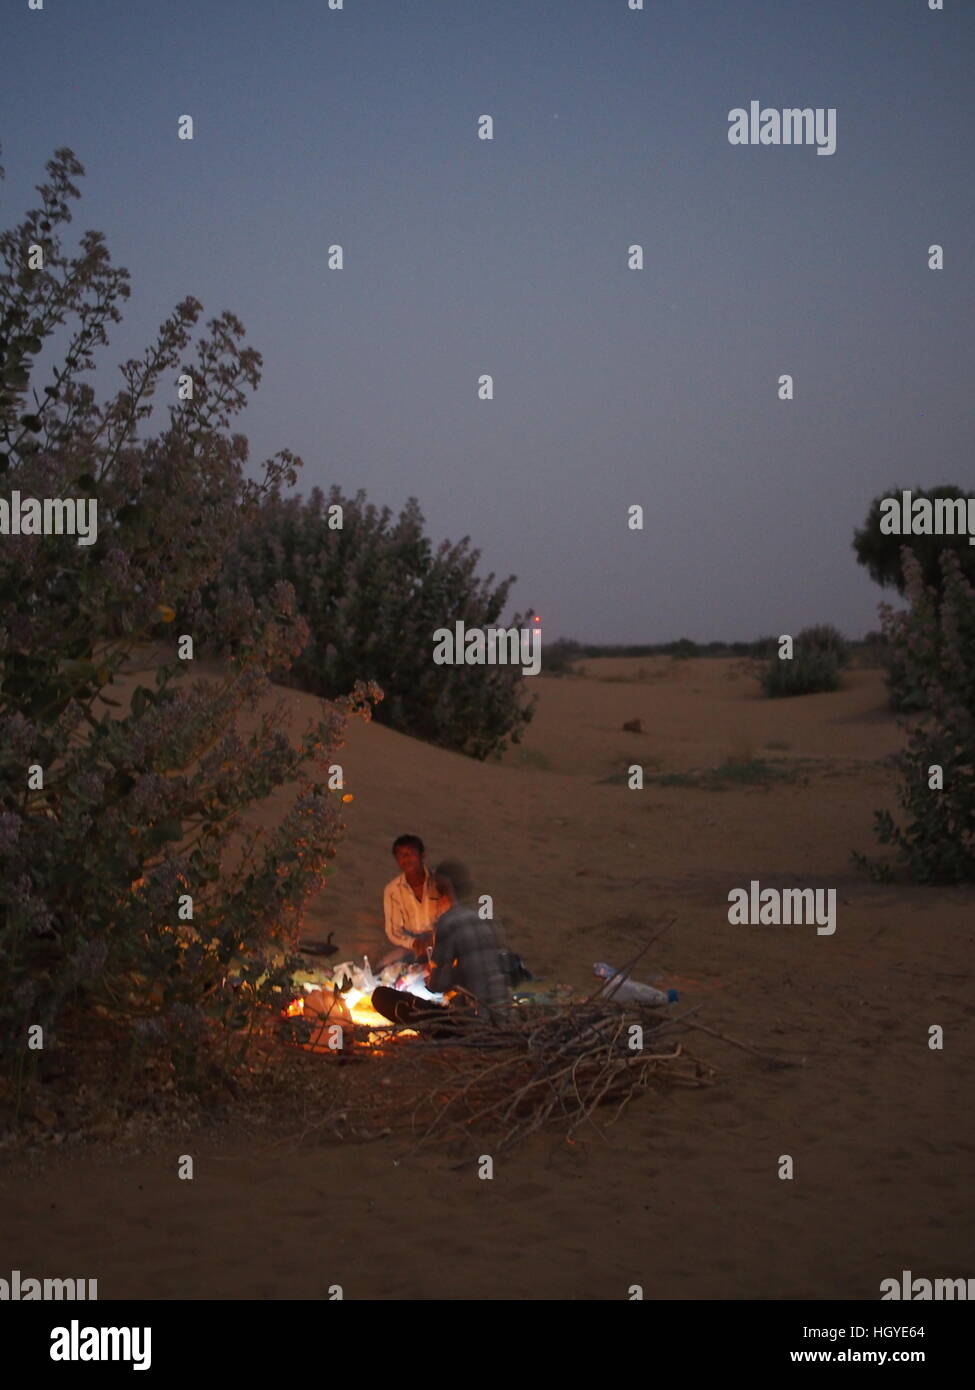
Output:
[371, 859, 511, 1033]
[427, 860, 510, 1017]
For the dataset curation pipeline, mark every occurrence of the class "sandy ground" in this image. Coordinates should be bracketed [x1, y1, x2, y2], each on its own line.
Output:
[2, 656, 973, 1299]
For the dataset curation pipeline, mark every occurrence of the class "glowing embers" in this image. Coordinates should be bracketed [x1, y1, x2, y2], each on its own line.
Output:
[279, 989, 418, 1052]
[280, 983, 376, 1043]
[280, 955, 438, 1052]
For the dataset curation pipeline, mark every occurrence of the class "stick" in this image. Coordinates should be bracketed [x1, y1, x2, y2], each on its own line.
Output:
[678, 1017, 804, 1068]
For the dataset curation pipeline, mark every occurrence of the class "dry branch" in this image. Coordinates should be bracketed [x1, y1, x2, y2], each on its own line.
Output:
[342, 993, 715, 1153]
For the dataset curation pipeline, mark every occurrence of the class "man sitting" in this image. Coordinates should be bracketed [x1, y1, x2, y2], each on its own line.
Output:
[378, 833, 447, 969]
[371, 859, 511, 1035]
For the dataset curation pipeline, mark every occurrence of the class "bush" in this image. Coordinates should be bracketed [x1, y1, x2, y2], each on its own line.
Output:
[667, 637, 699, 660]
[540, 638, 583, 675]
[859, 550, 975, 882]
[210, 488, 536, 760]
[0, 149, 376, 1089]
[853, 485, 975, 598]
[884, 644, 928, 714]
[760, 629, 843, 698]
[799, 623, 851, 668]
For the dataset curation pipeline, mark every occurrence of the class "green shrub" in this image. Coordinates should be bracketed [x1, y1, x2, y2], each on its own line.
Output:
[667, 637, 699, 660]
[540, 638, 583, 675]
[0, 149, 376, 1089]
[853, 485, 975, 598]
[760, 630, 843, 698]
[210, 488, 536, 760]
[859, 550, 975, 882]
[799, 623, 851, 668]
[884, 645, 928, 713]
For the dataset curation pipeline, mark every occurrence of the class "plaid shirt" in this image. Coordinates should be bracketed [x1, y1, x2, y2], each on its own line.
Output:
[428, 904, 510, 1016]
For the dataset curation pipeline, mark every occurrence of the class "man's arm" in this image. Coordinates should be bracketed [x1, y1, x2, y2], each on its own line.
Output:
[383, 882, 413, 949]
[427, 924, 456, 995]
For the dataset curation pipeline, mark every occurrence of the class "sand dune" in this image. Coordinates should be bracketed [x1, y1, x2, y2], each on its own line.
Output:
[2, 657, 972, 1299]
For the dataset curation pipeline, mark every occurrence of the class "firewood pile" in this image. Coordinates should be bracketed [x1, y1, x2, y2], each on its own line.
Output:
[358, 995, 715, 1152]
[275, 929, 802, 1154]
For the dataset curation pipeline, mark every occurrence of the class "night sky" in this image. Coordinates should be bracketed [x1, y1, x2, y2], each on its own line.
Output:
[4, 0, 973, 641]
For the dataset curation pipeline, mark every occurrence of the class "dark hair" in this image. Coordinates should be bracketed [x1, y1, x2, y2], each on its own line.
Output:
[392, 834, 425, 856]
[433, 859, 473, 902]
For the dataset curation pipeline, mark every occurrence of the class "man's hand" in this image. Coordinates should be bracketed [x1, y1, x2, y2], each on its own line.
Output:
[411, 931, 434, 958]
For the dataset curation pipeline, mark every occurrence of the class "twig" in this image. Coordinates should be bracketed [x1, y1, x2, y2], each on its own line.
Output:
[678, 1017, 804, 1068]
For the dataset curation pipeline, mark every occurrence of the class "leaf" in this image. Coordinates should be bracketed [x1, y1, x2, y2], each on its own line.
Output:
[131, 686, 151, 718]
[62, 657, 97, 683]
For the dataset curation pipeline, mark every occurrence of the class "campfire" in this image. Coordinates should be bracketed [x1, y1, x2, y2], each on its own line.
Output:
[283, 986, 388, 1029]
[281, 957, 435, 1047]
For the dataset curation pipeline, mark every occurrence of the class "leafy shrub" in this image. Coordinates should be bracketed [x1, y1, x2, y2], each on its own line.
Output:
[799, 623, 851, 668]
[0, 149, 376, 1090]
[853, 485, 975, 598]
[667, 637, 699, 660]
[540, 638, 583, 675]
[210, 488, 536, 760]
[884, 644, 928, 714]
[859, 550, 975, 882]
[760, 629, 843, 698]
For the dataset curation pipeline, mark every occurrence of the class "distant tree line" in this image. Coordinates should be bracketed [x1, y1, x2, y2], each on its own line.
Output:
[540, 635, 779, 672]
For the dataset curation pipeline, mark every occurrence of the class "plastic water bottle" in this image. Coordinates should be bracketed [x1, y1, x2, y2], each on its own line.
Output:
[593, 962, 678, 1007]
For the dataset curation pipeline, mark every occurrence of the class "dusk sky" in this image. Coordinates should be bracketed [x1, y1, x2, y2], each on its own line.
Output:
[4, 0, 973, 643]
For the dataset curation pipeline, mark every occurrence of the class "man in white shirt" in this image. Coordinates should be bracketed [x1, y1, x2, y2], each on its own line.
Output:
[379, 833, 447, 968]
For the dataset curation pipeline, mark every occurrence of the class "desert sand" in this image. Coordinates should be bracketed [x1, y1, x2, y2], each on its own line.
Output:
[1, 656, 972, 1299]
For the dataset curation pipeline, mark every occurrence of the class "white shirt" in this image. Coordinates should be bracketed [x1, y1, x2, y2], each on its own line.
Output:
[383, 869, 445, 949]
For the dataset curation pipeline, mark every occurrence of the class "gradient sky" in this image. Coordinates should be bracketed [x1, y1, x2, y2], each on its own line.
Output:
[3, 0, 973, 642]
